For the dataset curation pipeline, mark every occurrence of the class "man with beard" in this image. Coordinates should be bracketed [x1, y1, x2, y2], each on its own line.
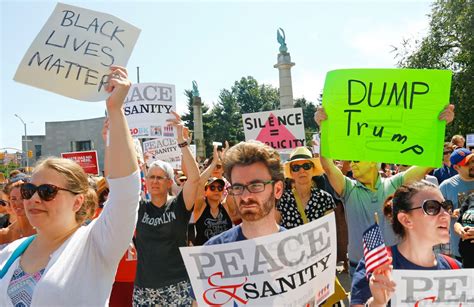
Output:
[440, 147, 474, 260]
[204, 140, 285, 244]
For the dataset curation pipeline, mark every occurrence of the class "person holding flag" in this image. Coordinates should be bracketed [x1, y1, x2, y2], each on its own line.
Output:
[350, 181, 461, 306]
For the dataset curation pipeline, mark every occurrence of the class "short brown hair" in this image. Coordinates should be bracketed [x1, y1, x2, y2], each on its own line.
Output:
[34, 157, 97, 224]
[223, 141, 284, 183]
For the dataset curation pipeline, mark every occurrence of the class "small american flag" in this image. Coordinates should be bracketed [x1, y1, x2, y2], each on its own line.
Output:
[140, 167, 150, 201]
[363, 223, 390, 277]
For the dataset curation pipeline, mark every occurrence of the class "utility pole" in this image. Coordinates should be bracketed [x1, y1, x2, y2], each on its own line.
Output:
[14, 114, 29, 170]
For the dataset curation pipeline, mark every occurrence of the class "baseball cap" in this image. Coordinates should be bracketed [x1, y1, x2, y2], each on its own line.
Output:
[450, 148, 474, 166]
[206, 177, 225, 187]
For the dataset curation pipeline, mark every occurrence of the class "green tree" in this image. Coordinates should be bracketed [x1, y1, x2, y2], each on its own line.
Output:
[231, 76, 280, 113]
[394, 0, 474, 138]
[294, 97, 318, 145]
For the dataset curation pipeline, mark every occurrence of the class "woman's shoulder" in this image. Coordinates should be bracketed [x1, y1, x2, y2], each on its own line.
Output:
[0, 236, 31, 261]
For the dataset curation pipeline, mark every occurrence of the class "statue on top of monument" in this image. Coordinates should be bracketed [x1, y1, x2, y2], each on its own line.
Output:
[192, 80, 200, 97]
[277, 28, 288, 54]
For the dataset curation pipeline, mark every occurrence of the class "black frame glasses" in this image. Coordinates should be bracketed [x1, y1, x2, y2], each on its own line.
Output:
[290, 162, 313, 172]
[21, 183, 78, 201]
[208, 185, 224, 192]
[227, 180, 274, 196]
[405, 199, 453, 216]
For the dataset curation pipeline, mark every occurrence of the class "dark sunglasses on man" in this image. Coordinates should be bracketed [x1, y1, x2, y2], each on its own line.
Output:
[21, 183, 78, 201]
[290, 162, 313, 173]
[405, 199, 453, 216]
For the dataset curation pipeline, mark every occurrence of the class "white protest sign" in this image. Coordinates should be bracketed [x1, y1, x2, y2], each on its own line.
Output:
[391, 269, 474, 306]
[467, 133, 474, 147]
[124, 83, 176, 138]
[142, 138, 181, 169]
[180, 212, 337, 306]
[242, 108, 305, 153]
[14, 3, 140, 102]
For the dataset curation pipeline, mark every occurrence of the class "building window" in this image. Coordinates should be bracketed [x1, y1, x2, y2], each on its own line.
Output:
[76, 140, 92, 151]
[35, 145, 42, 159]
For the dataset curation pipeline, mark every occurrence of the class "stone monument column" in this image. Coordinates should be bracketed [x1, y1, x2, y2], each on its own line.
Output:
[192, 81, 205, 159]
[274, 28, 295, 109]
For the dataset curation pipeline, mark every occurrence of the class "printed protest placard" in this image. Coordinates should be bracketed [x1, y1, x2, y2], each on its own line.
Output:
[142, 138, 181, 169]
[391, 269, 474, 306]
[125, 83, 176, 138]
[61, 150, 99, 175]
[180, 212, 337, 306]
[321, 69, 451, 167]
[14, 3, 140, 101]
[242, 108, 305, 153]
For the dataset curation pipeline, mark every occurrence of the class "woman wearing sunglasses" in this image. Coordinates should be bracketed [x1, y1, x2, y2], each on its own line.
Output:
[0, 181, 35, 246]
[192, 146, 235, 246]
[0, 66, 141, 307]
[351, 181, 461, 307]
[277, 146, 336, 229]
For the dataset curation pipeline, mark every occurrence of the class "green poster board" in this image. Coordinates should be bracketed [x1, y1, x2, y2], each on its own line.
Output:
[321, 69, 451, 167]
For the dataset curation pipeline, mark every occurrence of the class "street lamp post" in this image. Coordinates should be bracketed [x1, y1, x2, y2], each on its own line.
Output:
[14, 114, 29, 170]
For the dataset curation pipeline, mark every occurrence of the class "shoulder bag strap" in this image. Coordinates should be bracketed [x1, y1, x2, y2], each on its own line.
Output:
[292, 188, 309, 224]
[0, 235, 36, 279]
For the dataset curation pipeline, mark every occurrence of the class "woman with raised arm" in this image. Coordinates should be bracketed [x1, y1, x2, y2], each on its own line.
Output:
[0, 66, 140, 306]
[132, 111, 200, 306]
[350, 181, 461, 307]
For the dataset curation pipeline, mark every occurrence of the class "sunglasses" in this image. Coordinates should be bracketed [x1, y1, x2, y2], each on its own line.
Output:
[405, 199, 453, 216]
[207, 185, 224, 192]
[179, 178, 187, 183]
[290, 162, 313, 172]
[21, 183, 77, 201]
[0, 200, 8, 207]
[215, 165, 223, 169]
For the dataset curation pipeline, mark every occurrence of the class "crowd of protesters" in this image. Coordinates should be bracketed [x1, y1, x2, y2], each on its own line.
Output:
[1, 71, 473, 306]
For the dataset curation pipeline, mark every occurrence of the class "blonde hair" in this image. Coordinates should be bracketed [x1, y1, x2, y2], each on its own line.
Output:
[34, 157, 98, 224]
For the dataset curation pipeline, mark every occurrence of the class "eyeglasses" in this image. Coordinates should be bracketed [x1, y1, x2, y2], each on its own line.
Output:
[21, 183, 78, 201]
[208, 185, 224, 192]
[147, 175, 168, 181]
[0, 200, 8, 207]
[215, 165, 223, 169]
[290, 162, 313, 172]
[228, 180, 274, 196]
[405, 199, 453, 216]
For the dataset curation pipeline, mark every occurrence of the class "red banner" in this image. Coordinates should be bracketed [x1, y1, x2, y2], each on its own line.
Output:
[61, 150, 99, 175]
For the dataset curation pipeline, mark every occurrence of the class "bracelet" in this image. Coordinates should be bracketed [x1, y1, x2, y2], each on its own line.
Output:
[178, 141, 188, 148]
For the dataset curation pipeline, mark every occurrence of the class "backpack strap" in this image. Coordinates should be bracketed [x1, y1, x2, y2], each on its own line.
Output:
[0, 235, 36, 279]
[439, 254, 460, 269]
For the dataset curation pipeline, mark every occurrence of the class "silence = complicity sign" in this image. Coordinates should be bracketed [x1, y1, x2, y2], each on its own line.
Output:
[321, 69, 452, 168]
[242, 108, 305, 153]
[14, 3, 140, 102]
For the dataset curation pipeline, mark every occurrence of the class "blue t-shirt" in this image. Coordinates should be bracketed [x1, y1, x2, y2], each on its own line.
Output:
[432, 164, 457, 184]
[439, 175, 474, 257]
[350, 245, 462, 305]
[204, 224, 286, 245]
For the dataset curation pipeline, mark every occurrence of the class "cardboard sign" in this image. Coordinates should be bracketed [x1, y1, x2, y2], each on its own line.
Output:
[391, 269, 474, 306]
[242, 108, 305, 153]
[180, 213, 337, 306]
[14, 3, 140, 101]
[61, 150, 99, 175]
[321, 69, 451, 167]
[142, 138, 181, 169]
[124, 83, 176, 138]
